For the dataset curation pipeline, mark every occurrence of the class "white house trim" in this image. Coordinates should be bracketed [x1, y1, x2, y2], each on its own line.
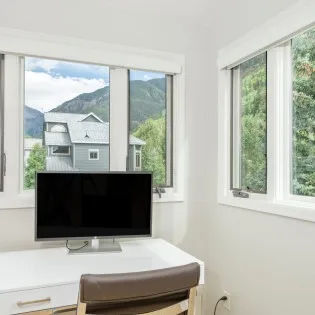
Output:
[89, 149, 99, 161]
[81, 113, 104, 123]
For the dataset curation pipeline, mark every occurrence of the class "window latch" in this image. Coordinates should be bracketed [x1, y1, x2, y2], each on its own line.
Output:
[232, 189, 249, 198]
[153, 187, 165, 198]
[3, 152, 6, 176]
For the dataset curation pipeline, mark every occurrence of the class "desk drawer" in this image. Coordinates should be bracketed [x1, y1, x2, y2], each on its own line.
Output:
[0, 283, 79, 315]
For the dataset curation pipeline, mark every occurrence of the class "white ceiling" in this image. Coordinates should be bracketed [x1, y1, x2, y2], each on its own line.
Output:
[0, 0, 300, 47]
[0, 0, 298, 27]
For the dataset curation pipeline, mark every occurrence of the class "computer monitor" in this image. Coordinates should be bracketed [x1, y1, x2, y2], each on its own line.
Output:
[35, 171, 152, 253]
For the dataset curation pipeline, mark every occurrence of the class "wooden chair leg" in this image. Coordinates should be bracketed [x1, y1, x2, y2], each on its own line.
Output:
[76, 302, 86, 315]
[187, 287, 197, 315]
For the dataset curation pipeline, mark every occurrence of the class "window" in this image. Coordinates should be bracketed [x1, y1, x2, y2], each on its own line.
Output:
[217, 4, 315, 221]
[135, 151, 141, 169]
[89, 149, 99, 160]
[0, 30, 184, 208]
[231, 53, 267, 193]
[51, 146, 70, 155]
[24, 57, 110, 189]
[128, 70, 173, 187]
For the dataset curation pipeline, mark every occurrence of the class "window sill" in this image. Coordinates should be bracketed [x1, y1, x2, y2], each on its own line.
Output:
[218, 194, 315, 223]
[152, 193, 184, 203]
[0, 191, 184, 210]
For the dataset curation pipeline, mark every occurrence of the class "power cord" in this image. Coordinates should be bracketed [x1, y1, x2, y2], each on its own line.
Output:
[214, 296, 228, 315]
[66, 240, 89, 251]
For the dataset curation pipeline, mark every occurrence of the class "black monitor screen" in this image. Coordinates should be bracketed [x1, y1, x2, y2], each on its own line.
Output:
[35, 172, 152, 240]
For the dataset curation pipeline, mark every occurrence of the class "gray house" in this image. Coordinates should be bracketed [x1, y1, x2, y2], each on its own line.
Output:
[43, 112, 145, 172]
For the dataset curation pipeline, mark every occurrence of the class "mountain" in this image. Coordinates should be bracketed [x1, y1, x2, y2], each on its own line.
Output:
[51, 86, 110, 122]
[24, 106, 44, 138]
[25, 78, 166, 138]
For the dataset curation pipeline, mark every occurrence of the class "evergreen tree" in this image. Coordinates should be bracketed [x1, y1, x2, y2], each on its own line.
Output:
[292, 28, 315, 196]
[25, 143, 46, 189]
[133, 117, 166, 186]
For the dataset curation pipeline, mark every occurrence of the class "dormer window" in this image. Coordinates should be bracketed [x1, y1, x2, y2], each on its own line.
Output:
[51, 124, 67, 132]
[51, 146, 70, 155]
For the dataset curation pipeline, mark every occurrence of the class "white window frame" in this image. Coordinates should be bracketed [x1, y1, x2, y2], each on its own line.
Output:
[89, 149, 99, 161]
[135, 151, 141, 170]
[0, 26, 185, 209]
[218, 1, 315, 222]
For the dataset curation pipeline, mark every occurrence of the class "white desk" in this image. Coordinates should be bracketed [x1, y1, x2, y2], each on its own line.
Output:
[0, 238, 204, 315]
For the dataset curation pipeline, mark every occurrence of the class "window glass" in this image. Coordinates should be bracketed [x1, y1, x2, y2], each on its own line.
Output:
[292, 28, 315, 196]
[89, 150, 99, 160]
[231, 53, 267, 193]
[128, 70, 173, 187]
[24, 57, 109, 189]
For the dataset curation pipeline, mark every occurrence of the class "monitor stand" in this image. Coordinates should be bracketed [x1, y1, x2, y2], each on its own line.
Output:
[68, 238, 122, 255]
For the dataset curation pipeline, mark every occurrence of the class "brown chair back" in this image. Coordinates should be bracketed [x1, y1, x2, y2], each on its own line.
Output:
[76, 262, 200, 315]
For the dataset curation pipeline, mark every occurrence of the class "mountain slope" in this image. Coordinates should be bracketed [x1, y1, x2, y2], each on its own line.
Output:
[25, 78, 166, 138]
[24, 106, 44, 138]
[51, 86, 110, 122]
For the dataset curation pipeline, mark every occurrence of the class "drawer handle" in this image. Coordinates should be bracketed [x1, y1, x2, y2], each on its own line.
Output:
[17, 297, 51, 307]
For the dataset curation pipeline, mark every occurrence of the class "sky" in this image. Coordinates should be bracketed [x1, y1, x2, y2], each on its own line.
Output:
[25, 57, 165, 112]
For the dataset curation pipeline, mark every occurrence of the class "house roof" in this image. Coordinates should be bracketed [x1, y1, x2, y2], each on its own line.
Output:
[44, 112, 145, 145]
[130, 135, 146, 145]
[44, 132, 71, 146]
[67, 120, 109, 144]
[46, 156, 76, 171]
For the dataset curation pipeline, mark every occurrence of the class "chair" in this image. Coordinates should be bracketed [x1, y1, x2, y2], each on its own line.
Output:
[76, 262, 200, 315]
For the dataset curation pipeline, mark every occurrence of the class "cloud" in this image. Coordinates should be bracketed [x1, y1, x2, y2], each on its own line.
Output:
[25, 71, 106, 112]
[25, 57, 110, 82]
[129, 70, 165, 81]
[25, 58, 60, 72]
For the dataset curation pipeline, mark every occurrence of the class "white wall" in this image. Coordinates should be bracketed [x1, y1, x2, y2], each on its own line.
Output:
[206, 1, 315, 315]
[0, 0, 212, 260]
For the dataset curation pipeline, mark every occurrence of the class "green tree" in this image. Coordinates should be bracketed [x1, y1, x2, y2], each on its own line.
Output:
[132, 117, 166, 186]
[25, 143, 46, 189]
[239, 27, 315, 196]
[239, 54, 267, 192]
[292, 27, 315, 196]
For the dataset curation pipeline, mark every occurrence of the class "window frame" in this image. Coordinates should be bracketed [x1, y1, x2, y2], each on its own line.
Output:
[0, 55, 4, 192]
[0, 27, 185, 209]
[218, 3, 315, 222]
[89, 149, 99, 161]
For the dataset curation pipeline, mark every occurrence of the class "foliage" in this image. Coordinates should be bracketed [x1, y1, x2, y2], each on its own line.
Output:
[24, 143, 46, 189]
[292, 28, 315, 196]
[238, 54, 267, 192]
[240, 27, 315, 196]
[133, 117, 166, 186]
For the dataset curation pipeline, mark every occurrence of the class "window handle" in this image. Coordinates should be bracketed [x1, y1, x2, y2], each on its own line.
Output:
[153, 187, 165, 198]
[3, 152, 6, 176]
[232, 189, 249, 198]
